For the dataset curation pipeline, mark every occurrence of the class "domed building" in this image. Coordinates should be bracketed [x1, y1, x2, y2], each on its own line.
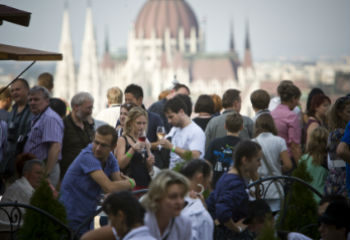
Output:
[56, 0, 256, 114]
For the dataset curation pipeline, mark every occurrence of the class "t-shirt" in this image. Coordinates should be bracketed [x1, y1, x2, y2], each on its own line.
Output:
[254, 132, 287, 199]
[192, 117, 213, 131]
[59, 144, 120, 235]
[205, 135, 240, 188]
[299, 154, 328, 202]
[167, 122, 205, 169]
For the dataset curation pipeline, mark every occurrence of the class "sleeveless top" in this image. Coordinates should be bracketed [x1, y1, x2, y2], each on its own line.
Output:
[121, 135, 151, 187]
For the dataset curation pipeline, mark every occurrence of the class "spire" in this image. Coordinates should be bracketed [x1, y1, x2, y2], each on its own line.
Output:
[104, 26, 109, 53]
[229, 20, 235, 52]
[77, 5, 102, 112]
[54, 3, 76, 102]
[243, 19, 253, 69]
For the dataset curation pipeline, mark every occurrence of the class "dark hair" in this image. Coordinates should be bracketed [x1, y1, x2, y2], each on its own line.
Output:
[96, 125, 118, 146]
[180, 159, 212, 180]
[121, 102, 137, 112]
[222, 89, 240, 109]
[177, 94, 192, 116]
[306, 88, 324, 113]
[307, 94, 331, 117]
[234, 140, 261, 172]
[277, 81, 301, 102]
[194, 94, 215, 114]
[327, 95, 350, 131]
[125, 84, 143, 99]
[50, 98, 67, 118]
[15, 153, 38, 177]
[173, 83, 190, 94]
[164, 95, 188, 114]
[250, 89, 270, 110]
[319, 194, 347, 206]
[13, 78, 30, 89]
[254, 113, 278, 137]
[225, 113, 243, 133]
[102, 191, 145, 228]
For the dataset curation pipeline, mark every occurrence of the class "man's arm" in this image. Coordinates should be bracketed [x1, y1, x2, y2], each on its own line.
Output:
[159, 139, 201, 159]
[46, 142, 61, 174]
[90, 170, 132, 193]
[337, 142, 350, 163]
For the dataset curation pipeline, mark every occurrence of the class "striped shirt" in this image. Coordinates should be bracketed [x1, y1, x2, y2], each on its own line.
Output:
[23, 107, 64, 161]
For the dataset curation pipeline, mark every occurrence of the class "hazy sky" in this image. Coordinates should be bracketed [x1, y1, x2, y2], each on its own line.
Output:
[0, 0, 349, 62]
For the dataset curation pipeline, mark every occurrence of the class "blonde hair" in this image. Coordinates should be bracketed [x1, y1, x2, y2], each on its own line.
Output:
[123, 106, 148, 136]
[141, 170, 189, 212]
[107, 87, 123, 104]
[306, 127, 329, 165]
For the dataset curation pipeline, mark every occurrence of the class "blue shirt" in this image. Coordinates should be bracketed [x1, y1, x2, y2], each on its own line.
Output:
[206, 173, 248, 225]
[59, 144, 120, 235]
[341, 121, 350, 198]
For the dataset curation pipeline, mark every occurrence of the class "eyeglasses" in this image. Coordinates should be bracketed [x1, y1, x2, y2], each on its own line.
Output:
[93, 140, 111, 148]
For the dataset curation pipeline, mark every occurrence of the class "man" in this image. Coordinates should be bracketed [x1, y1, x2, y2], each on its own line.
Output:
[250, 89, 270, 122]
[148, 83, 190, 133]
[59, 125, 134, 237]
[5, 79, 32, 176]
[337, 120, 350, 198]
[60, 92, 95, 179]
[23, 86, 64, 187]
[37, 72, 54, 95]
[0, 86, 11, 121]
[0, 160, 44, 224]
[95, 87, 123, 127]
[205, 89, 253, 149]
[159, 96, 205, 169]
[124, 84, 163, 151]
[318, 200, 350, 240]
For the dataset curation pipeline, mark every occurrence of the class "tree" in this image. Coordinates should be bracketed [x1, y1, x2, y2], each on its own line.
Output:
[277, 161, 320, 239]
[18, 179, 68, 240]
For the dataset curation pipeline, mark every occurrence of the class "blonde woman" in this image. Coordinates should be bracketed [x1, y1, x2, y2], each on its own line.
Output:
[115, 106, 154, 189]
[142, 170, 192, 240]
[299, 127, 329, 202]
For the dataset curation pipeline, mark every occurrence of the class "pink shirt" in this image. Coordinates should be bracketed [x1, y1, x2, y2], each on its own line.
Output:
[271, 104, 301, 156]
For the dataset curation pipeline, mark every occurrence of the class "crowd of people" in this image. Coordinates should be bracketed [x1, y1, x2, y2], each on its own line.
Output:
[0, 73, 349, 240]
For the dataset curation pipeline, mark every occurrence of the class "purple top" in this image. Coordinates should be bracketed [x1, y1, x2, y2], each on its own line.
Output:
[271, 104, 301, 157]
[23, 107, 64, 160]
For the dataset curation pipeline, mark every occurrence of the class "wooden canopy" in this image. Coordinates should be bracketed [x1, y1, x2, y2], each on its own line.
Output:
[0, 4, 31, 27]
[0, 43, 63, 61]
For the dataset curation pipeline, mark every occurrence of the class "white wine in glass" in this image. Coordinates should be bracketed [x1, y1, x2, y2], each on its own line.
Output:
[156, 126, 166, 150]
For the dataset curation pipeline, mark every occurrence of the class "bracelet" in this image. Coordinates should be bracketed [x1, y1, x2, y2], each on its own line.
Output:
[171, 145, 176, 152]
[128, 178, 135, 189]
[126, 152, 133, 158]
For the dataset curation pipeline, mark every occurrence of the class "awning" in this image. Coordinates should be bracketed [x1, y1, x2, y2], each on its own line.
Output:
[0, 43, 63, 61]
[0, 4, 31, 27]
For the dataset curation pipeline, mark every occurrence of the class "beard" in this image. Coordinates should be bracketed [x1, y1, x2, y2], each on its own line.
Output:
[77, 110, 89, 121]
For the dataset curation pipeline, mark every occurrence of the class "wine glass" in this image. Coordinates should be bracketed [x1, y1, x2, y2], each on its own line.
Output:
[156, 126, 166, 150]
[138, 131, 147, 158]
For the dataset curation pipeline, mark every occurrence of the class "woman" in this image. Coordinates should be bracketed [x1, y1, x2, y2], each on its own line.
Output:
[116, 103, 136, 137]
[324, 95, 350, 198]
[81, 191, 156, 240]
[193, 94, 215, 131]
[206, 140, 262, 239]
[141, 170, 192, 240]
[211, 94, 222, 116]
[253, 114, 292, 212]
[180, 159, 214, 240]
[115, 107, 155, 189]
[271, 81, 302, 166]
[299, 127, 329, 202]
[305, 93, 331, 146]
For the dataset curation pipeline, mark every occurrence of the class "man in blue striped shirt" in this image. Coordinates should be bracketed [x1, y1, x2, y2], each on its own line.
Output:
[23, 86, 64, 187]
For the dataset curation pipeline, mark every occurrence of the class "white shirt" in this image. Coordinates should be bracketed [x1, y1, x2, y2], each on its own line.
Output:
[167, 122, 205, 169]
[182, 196, 214, 240]
[144, 211, 192, 240]
[95, 104, 121, 127]
[123, 226, 156, 240]
[254, 132, 288, 199]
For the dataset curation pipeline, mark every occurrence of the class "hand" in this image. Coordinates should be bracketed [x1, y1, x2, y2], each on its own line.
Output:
[159, 139, 172, 150]
[132, 141, 146, 152]
[235, 219, 248, 233]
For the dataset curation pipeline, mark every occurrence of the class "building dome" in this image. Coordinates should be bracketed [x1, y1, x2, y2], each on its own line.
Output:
[134, 0, 199, 39]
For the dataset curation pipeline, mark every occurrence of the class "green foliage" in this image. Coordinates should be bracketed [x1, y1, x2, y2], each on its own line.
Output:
[18, 179, 68, 240]
[277, 161, 320, 239]
[257, 216, 279, 240]
[172, 150, 193, 172]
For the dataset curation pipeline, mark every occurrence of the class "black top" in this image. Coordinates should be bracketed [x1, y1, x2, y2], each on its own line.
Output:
[193, 117, 213, 131]
[205, 135, 241, 188]
[121, 136, 151, 187]
[148, 99, 170, 133]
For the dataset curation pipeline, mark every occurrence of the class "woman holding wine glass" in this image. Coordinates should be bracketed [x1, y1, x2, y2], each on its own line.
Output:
[115, 106, 155, 189]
